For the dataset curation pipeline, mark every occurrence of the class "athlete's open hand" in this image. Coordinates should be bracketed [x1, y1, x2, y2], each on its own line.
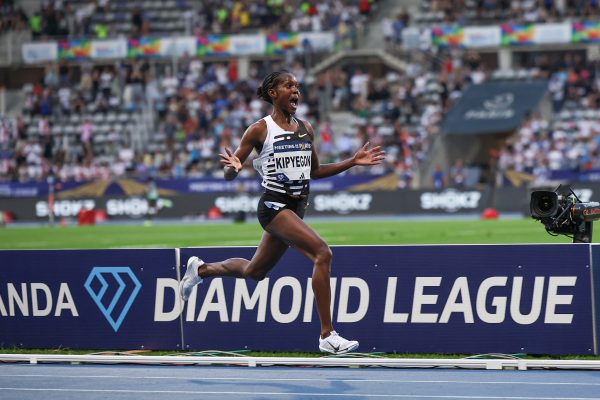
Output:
[353, 142, 386, 166]
[219, 147, 242, 172]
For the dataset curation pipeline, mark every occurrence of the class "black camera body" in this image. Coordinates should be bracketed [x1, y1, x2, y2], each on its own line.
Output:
[530, 185, 600, 243]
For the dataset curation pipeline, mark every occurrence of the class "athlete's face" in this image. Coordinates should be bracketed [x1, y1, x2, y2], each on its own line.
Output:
[270, 74, 300, 115]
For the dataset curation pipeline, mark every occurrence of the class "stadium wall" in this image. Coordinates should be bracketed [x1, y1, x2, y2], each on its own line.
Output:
[0, 244, 598, 355]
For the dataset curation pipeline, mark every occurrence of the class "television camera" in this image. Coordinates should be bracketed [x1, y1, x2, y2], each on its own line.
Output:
[530, 185, 600, 243]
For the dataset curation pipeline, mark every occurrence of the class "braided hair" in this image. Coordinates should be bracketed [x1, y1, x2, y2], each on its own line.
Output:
[256, 70, 291, 104]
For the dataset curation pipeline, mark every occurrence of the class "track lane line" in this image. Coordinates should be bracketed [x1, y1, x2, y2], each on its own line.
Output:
[1, 374, 600, 386]
[1, 387, 600, 399]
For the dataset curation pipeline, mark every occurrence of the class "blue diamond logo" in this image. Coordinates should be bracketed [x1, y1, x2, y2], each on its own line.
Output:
[84, 267, 142, 332]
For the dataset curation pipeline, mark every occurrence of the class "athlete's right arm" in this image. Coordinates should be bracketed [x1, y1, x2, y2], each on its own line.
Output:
[220, 120, 266, 181]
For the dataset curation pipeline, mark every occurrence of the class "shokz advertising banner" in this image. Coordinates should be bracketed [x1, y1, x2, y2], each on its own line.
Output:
[1, 245, 596, 354]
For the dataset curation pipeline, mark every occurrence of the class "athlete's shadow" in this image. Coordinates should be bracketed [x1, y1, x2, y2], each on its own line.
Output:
[185, 369, 363, 400]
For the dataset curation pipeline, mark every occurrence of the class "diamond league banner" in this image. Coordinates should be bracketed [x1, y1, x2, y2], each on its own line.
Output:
[0, 249, 180, 349]
[178, 244, 595, 355]
[0, 245, 596, 354]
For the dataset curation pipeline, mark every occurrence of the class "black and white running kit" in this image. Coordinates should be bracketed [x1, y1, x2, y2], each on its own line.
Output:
[254, 115, 312, 228]
[254, 115, 312, 196]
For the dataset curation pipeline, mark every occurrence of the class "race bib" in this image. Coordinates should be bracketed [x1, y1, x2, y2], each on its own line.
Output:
[273, 141, 312, 182]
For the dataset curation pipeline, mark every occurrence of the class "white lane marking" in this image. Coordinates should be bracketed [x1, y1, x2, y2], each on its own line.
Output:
[0, 388, 600, 399]
[1, 374, 599, 386]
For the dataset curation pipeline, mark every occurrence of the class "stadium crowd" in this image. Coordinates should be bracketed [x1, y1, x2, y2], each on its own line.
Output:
[416, 0, 600, 26]
[0, 0, 27, 34]
[495, 55, 600, 185]
[0, 4, 521, 188]
[190, 0, 376, 36]
[0, 40, 493, 187]
[0, 0, 387, 184]
[4, 0, 600, 188]
[497, 62, 600, 182]
[4, 0, 377, 39]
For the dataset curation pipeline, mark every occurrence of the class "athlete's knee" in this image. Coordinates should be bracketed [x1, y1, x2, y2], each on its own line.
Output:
[248, 270, 268, 281]
[244, 265, 268, 281]
[314, 242, 333, 266]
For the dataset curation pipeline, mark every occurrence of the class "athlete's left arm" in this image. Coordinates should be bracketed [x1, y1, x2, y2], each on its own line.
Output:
[306, 120, 386, 179]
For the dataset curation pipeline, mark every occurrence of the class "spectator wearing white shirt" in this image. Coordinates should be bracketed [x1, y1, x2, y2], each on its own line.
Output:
[350, 69, 369, 103]
[58, 85, 71, 115]
[80, 118, 94, 163]
[161, 69, 179, 101]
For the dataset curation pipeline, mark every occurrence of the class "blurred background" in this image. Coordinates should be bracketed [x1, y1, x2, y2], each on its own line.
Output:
[0, 0, 599, 224]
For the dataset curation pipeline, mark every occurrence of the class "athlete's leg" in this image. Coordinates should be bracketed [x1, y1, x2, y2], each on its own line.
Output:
[198, 231, 288, 281]
[264, 209, 334, 338]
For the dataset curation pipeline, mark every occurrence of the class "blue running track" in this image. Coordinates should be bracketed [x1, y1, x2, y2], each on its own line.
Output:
[1, 363, 600, 399]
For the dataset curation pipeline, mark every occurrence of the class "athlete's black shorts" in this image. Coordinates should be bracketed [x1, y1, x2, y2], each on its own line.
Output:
[257, 190, 309, 229]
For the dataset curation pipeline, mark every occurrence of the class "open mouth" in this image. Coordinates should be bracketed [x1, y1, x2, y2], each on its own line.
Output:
[290, 97, 298, 110]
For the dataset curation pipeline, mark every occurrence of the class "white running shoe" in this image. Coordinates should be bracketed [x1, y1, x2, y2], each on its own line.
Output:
[318, 331, 359, 354]
[180, 256, 204, 301]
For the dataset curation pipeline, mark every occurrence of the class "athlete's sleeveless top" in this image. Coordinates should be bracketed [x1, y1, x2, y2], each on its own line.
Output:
[253, 115, 312, 196]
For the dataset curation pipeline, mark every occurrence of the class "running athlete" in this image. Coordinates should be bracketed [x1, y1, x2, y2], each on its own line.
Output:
[180, 70, 385, 354]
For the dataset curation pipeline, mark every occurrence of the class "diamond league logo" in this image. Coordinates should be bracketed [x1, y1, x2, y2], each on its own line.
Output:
[84, 267, 142, 332]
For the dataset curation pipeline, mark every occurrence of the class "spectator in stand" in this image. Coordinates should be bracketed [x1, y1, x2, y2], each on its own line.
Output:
[80, 117, 94, 164]
[396, 161, 414, 189]
[449, 159, 467, 188]
[94, 21, 109, 39]
[0, 117, 12, 151]
[132, 7, 143, 36]
[392, 11, 408, 47]
[349, 68, 369, 107]
[432, 164, 447, 189]
[74, 1, 95, 37]
[29, 11, 42, 37]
